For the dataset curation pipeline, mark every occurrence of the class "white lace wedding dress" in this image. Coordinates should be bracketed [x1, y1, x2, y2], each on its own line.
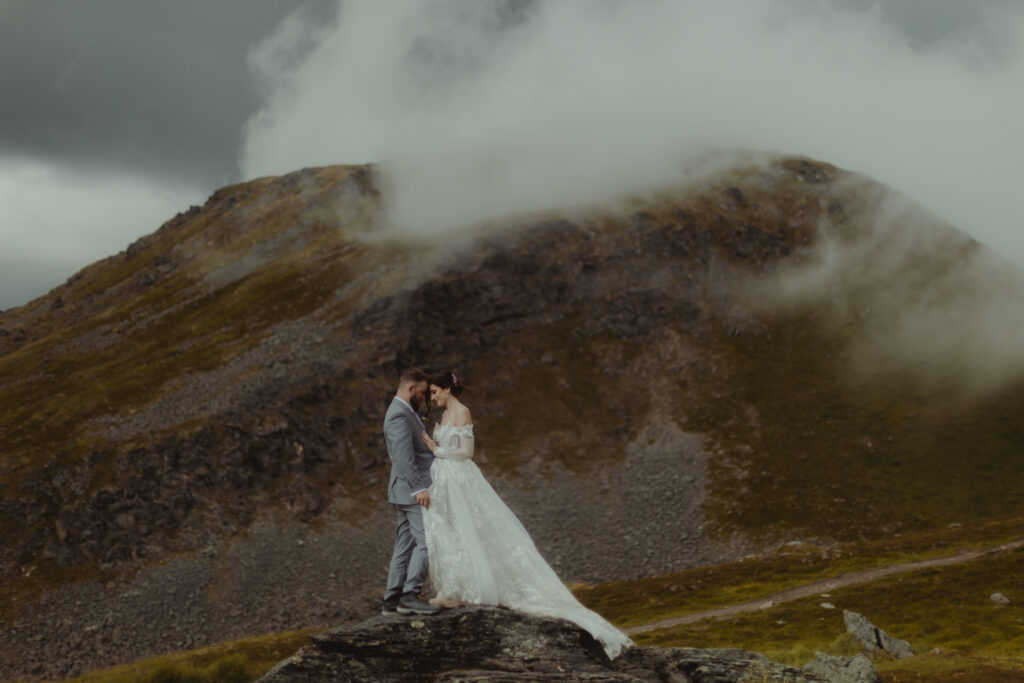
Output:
[423, 423, 633, 658]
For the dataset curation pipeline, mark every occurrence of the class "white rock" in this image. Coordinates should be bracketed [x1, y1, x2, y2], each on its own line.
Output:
[990, 592, 1011, 606]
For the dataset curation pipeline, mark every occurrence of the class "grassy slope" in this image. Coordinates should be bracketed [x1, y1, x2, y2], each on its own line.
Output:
[44, 628, 316, 683]
[64, 514, 1024, 682]
[631, 547, 1024, 681]
[1, 167, 370, 473]
[575, 512, 1024, 681]
[688, 305, 1024, 542]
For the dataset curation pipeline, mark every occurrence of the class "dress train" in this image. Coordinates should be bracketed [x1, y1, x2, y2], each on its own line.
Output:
[423, 423, 633, 658]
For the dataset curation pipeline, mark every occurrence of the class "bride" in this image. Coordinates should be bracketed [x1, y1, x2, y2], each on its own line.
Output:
[419, 371, 633, 659]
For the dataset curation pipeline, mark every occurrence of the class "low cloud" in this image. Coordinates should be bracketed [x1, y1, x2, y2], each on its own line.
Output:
[767, 184, 1024, 395]
[242, 0, 1024, 258]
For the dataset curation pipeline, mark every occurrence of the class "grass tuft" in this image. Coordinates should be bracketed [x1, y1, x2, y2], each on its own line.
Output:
[54, 629, 315, 683]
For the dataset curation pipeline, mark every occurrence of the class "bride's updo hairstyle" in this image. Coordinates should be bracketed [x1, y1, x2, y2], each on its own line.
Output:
[431, 370, 469, 397]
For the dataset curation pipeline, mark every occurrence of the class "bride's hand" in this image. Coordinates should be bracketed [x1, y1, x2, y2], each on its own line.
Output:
[421, 431, 437, 452]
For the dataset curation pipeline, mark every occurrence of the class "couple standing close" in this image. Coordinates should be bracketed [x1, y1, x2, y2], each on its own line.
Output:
[382, 368, 633, 658]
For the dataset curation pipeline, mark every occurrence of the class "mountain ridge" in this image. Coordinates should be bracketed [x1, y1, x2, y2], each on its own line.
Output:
[3, 154, 1024, 680]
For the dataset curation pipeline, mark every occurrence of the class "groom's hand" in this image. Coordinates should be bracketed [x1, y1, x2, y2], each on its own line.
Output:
[416, 490, 431, 509]
[421, 431, 437, 452]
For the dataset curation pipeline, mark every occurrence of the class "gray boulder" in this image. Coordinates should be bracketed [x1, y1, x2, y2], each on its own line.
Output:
[843, 611, 914, 659]
[803, 652, 881, 683]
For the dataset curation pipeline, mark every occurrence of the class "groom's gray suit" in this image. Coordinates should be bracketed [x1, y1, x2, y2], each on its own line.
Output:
[383, 396, 434, 602]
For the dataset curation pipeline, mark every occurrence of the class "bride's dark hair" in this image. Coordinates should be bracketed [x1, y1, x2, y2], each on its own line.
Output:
[430, 370, 469, 397]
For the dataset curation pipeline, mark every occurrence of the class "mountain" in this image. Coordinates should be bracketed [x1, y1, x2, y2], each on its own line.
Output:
[2, 154, 1024, 680]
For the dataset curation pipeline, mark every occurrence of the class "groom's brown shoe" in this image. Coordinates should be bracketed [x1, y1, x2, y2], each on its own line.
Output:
[397, 593, 441, 615]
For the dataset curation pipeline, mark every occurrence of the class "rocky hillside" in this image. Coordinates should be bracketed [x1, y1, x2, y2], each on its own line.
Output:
[3, 155, 1024, 680]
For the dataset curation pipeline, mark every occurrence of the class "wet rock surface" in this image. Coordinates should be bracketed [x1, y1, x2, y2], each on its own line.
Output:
[258, 605, 826, 683]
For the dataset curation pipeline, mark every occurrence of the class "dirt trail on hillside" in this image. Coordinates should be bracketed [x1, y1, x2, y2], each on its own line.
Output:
[625, 538, 1024, 635]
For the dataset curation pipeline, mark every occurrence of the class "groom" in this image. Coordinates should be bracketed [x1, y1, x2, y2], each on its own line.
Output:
[382, 368, 442, 616]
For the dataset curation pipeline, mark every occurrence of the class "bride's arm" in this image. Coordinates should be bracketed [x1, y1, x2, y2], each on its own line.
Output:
[435, 406, 474, 460]
[436, 430, 474, 460]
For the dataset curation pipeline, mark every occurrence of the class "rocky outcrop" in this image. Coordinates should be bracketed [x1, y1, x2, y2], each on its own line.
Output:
[259, 605, 826, 682]
[803, 652, 880, 683]
[843, 611, 914, 659]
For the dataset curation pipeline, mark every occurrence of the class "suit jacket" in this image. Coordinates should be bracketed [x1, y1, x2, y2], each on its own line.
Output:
[384, 397, 434, 505]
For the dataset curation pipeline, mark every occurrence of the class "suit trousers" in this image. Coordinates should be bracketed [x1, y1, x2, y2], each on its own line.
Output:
[385, 503, 428, 600]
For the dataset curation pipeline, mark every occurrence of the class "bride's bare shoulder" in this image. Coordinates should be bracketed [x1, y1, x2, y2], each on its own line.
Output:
[451, 404, 473, 427]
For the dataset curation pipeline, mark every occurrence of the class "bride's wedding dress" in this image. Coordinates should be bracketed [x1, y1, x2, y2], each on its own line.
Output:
[423, 422, 633, 658]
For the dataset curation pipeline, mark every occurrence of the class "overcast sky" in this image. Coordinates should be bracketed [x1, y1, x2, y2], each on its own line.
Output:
[2, 0, 1023, 310]
[0, 0, 335, 309]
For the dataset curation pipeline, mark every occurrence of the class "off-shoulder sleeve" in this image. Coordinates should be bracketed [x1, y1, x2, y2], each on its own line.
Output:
[434, 426, 474, 460]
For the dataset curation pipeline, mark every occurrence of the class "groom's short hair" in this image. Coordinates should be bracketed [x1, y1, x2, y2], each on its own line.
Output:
[398, 367, 429, 387]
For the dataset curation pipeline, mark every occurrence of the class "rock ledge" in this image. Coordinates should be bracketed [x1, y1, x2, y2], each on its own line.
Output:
[258, 605, 827, 682]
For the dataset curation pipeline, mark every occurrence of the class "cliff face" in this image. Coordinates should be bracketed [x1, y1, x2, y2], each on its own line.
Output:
[3, 155, 1024, 680]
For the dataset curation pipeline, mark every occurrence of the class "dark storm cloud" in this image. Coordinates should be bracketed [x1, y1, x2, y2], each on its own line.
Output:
[0, 0, 336, 188]
[0, 0, 336, 310]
